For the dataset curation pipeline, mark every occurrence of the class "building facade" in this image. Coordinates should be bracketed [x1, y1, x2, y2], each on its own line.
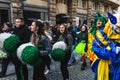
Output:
[0, 0, 120, 26]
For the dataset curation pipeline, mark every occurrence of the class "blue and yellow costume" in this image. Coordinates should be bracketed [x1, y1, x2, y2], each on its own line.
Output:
[90, 10, 120, 80]
[103, 11, 120, 80]
[89, 12, 116, 80]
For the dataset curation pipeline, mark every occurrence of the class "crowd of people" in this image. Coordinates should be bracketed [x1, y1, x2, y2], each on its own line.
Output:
[0, 7, 120, 80]
[0, 18, 89, 80]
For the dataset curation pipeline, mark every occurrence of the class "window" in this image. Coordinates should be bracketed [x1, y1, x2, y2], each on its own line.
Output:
[41, 0, 48, 2]
[82, 0, 87, 8]
[104, 6, 109, 13]
[92, 2, 95, 10]
[64, 0, 67, 4]
[92, 2, 99, 10]
[0, 9, 9, 26]
[45, 13, 49, 20]
[95, 3, 97, 10]
[40, 12, 44, 20]
[77, 0, 87, 8]
[23, 10, 49, 25]
[56, 0, 66, 4]
[77, 0, 82, 8]
[97, 4, 100, 11]
[40, 12, 49, 20]
[82, 0, 86, 8]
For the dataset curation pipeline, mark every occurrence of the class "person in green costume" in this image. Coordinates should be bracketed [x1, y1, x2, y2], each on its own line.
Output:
[76, 24, 88, 70]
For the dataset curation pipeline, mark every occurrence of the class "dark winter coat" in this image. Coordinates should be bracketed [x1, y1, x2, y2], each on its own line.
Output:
[13, 25, 32, 45]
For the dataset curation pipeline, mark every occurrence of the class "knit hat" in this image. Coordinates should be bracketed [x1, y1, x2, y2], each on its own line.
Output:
[17, 43, 42, 66]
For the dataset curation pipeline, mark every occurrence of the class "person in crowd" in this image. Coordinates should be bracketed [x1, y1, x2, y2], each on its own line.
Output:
[52, 24, 61, 43]
[76, 24, 88, 70]
[12, 18, 32, 80]
[67, 21, 77, 65]
[89, 12, 110, 80]
[44, 21, 53, 42]
[30, 20, 51, 80]
[1, 22, 13, 33]
[0, 22, 13, 77]
[0, 25, 2, 33]
[67, 21, 76, 41]
[43, 21, 52, 75]
[55, 24, 73, 80]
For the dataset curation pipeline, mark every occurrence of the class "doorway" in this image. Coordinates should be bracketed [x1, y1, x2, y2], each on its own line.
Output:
[0, 9, 9, 26]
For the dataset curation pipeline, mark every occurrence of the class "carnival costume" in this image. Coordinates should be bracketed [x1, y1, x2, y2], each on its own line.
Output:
[89, 12, 112, 80]
[75, 30, 88, 55]
[90, 10, 120, 80]
[103, 9, 120, 80]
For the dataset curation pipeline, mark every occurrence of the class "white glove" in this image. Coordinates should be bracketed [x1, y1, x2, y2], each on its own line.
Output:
[76, 31, 81, 34]
[116, 47, 120, 54]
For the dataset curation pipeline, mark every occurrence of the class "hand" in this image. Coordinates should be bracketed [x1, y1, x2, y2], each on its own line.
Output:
[116, 47, 120, 54]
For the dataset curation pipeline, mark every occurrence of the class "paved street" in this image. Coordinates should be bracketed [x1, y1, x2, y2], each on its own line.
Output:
[0, 59, 94, 80]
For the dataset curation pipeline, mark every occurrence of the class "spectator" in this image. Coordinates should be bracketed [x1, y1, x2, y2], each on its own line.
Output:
[55, 24, 73, 80]
[76, 24, 88, 70]
[43, 21, 52, 75]
[0, 22, 13, 78]
[67, 21, 78, 65]
[12, 18, 32, 80]
[2, 22, 13, 33]
[30, 20, 51, 80]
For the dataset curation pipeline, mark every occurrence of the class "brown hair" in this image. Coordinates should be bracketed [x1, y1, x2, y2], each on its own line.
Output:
[32, 20, 44, 35]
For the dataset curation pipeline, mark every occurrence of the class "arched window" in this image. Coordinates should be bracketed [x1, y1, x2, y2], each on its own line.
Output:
[82, 0, 87, 8]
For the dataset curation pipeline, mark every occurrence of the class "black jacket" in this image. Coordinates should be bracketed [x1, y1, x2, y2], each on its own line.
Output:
[13, 25, 32, 45]
[68, 27, 77, 44]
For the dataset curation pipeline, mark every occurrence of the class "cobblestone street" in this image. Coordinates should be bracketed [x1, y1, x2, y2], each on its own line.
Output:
[0, 59, 94, 80]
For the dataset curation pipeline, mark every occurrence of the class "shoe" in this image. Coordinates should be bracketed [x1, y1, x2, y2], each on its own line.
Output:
[81, 62, 87, 70]
[72, 59, 76, 64]
[67, 64, 72, 67]
[44, 69, 51, 75]
[90, 60, 93, 65]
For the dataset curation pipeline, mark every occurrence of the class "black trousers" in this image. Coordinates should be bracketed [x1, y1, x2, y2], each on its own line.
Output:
[60, 51, 71, 80]
[0, 56, 28, 80]
[33, 55, 51, 80]
[45, 55, 51, 70]
[0, 58, 9, 75]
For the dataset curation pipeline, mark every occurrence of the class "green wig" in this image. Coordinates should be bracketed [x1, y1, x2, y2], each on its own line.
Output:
[90, 12, 107, 36]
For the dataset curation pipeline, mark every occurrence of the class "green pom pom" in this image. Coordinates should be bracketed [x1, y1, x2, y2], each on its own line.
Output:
[3, 35, 20, 56]
[51, 48, 65, 61]
[21, 46, 42, 66]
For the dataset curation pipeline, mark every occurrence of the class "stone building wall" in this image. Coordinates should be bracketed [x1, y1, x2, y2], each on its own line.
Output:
[0, 0, 120, 25]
